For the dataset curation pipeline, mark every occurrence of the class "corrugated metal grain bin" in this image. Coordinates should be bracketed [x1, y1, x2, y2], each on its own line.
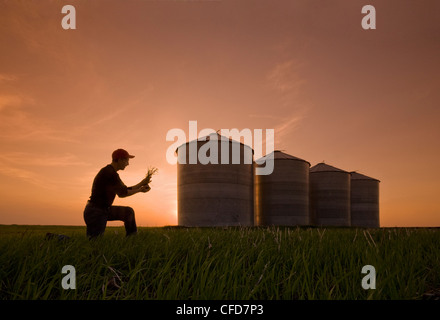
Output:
[350, 172, 380, 228]
[177, 133, 254, 227]
[310, 163, 351, 227]
[255, 151, 310, 226]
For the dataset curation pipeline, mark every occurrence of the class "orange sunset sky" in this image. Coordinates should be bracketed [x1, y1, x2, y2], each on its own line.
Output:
[0, 0, 439, 227]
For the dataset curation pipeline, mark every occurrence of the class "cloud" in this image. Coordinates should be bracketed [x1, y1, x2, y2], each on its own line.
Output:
[0, 152, 90, 191]
[261, 58, 312, 147]
[0, 152, 88, 167]
[267, 59, 306, 97]
[0, 94, 22, 111]
[0, 95, 79, 143]
[0, 73, 18, 83]
[2, 2, 64, 57]
[274, 114, 303, 138]
[248, 112, 304, 139]
[0, 164, 56, 190]
[247, 112, 305, 152]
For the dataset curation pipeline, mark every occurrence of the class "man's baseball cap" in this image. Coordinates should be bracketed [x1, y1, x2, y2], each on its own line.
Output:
[112, 149, 135, 161]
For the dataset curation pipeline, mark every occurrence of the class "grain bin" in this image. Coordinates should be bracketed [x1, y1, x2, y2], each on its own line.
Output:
[310, 163, 351, 227]
[177, 133, 254, 227]
[254, 151, 310, 226]
[350, 172, 380, 228]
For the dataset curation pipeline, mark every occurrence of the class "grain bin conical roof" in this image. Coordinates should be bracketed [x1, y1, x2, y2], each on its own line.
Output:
[176, 132, 254, 153]
[256, 150, 310, 164]
[310, 162, 348, 173]
[350, 172, 380, 182]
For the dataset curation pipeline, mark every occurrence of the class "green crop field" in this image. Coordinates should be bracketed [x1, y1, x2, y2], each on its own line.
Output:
[0, 225, 439, 300]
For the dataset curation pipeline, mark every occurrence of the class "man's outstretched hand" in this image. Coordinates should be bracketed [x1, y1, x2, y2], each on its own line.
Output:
[141, 176, 152, 186]
[143, 167, 159, 185]
[139, 185, 151, 193]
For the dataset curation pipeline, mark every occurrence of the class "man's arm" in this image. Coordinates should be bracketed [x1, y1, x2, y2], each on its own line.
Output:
[115, 176, 150, 198]
[124, 184, 150, 197]
[125, 178, 151, 196]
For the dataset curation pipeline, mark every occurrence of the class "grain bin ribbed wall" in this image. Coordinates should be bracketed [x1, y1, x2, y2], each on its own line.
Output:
[255, 151, 310, 226]
[310, 163, 351, 227]
[177, 133, 254, 227]
[350, 172, 380, 228]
